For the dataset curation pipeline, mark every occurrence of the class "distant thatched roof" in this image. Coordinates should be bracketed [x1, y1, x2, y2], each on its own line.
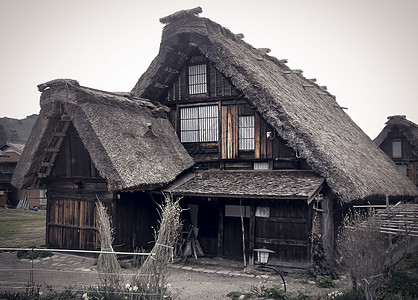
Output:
[374, 115, 418, 150]
[12, 79, 194, 191]
[132, 8, 417, 202]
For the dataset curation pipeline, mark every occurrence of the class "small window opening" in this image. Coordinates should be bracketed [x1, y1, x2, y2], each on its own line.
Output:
[392, 139, 402, 158]
[188, 64, 207, 95]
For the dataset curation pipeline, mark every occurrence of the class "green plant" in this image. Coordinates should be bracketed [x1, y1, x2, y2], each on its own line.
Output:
[0, 284, 82, 300]
[315, 276, 335, 288]
[16, 249, 54, 260]
[250, 285, 292, 299]
[226, 291, 254, 299]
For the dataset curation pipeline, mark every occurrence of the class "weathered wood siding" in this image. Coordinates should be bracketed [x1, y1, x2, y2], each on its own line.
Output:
[47, 123, 113, 250]
[112, 192, 160, 252]
[254, 199, 313, 268]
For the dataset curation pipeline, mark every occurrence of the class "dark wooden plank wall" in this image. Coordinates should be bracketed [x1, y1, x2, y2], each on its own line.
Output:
[254, 199, 313, 267]
[112, 192, 160, 252]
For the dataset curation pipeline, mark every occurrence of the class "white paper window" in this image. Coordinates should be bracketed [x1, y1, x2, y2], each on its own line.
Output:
[255, 206, 270, 218]
[239, 116, 254, 150]
[254, 162, 270, 170]
[392, 140, 402, 158]
[180, 106, 218, 142]
[188, 64, 207, 94]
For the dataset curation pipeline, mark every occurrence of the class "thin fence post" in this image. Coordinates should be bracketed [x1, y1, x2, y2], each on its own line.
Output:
[30, 248, 34, 287]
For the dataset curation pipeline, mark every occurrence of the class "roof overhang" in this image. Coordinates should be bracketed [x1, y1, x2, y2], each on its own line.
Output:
[164, 169, 324, 204]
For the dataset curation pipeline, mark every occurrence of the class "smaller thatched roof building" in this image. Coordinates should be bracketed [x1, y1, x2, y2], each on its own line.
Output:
[374, 115, 418, 149]
[12, 79, 194, 192]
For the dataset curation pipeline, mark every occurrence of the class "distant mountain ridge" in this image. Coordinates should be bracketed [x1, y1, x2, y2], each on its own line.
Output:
[0, 114, 38, 144]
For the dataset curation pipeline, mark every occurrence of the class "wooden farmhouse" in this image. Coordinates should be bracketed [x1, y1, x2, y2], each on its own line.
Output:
[0, 142, 45, 208]
[12, 8, 417, 269]
[375, 115, 418, 187]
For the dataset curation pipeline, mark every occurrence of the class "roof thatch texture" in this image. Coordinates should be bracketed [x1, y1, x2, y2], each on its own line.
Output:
[165, 169, 324, 202]
[12, 79, 194, 191]
[374, 115, 418, 150]
[132, 8, 417, 202]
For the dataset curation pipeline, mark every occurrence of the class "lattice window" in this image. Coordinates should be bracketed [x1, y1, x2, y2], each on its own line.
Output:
[239, 115, 254, 150]
[180, 105, 218, 142]
[188, 64, 207, 95]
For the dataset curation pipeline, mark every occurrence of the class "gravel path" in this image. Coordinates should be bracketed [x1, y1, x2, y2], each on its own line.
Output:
[0, 252, 349, 299]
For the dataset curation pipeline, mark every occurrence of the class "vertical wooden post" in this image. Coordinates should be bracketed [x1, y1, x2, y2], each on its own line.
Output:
[217, 204, 224, 257]
[249, 201, 256, 266]
[322, 194, 334, 263]
[240, 199, 247, 267]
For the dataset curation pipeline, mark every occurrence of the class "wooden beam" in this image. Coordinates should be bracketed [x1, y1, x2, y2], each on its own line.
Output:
[154, 83, 168, 89]
[255, 237, 309, 247]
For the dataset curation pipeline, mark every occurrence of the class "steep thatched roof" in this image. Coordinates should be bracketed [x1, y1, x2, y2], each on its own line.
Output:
[374, 115, 418, 151]
[12, 79, 194, 191]
[132, 8, 417, 202]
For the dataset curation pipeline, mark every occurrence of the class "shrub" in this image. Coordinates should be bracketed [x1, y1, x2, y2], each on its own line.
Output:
[315, 276, 335, 288]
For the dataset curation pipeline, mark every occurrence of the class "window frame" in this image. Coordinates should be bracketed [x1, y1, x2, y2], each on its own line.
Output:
[238, 115, 255, 151]
[188, 63, 208, 95]
[180, 105, 219, 143]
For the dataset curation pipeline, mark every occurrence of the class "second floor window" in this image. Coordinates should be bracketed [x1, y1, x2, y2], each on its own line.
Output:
[188, 64, 207, 95]
[239, 115, 254, 150]
[392, 139, 402, 158]
[180, 105, 218, 142]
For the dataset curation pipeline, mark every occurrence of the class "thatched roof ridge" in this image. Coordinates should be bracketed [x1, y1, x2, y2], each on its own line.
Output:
[374, 115, 418, 150]
[12, 79, 194, 191]
[132, 10, 417, 202]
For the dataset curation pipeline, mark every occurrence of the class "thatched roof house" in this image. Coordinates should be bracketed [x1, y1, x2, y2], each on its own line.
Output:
[132, 7, 417, 203]
[12, 79, 194, 192]
[375, 115, 418, 187]
[375, 115, 418, 150]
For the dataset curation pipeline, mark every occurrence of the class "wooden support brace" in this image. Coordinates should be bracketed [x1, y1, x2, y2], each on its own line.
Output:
[257, 48, 271, 53]
[235, 33, 245, 39]
[164, 67, 179, 74]
[41, 162, 54, 167]
[154, 83, 169, 89]
[53, 132, 66, 137]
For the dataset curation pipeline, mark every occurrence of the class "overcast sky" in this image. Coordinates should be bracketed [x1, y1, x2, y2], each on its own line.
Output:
[1, 0, 417, 139]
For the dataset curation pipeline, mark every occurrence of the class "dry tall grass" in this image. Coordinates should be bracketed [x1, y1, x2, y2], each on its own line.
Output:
[93, 194, 182, 299]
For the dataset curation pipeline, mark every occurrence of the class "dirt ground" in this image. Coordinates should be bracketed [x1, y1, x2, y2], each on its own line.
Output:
[0, 251, 348, 299]
[0, 209, 348, 299]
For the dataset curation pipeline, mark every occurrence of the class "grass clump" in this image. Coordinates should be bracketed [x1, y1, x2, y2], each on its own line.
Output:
[315, 276, 335, 288]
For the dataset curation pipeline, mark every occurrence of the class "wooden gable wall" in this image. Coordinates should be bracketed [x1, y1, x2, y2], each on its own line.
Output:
[161, 53, 308, 170]
[46, 122, 113, 250]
